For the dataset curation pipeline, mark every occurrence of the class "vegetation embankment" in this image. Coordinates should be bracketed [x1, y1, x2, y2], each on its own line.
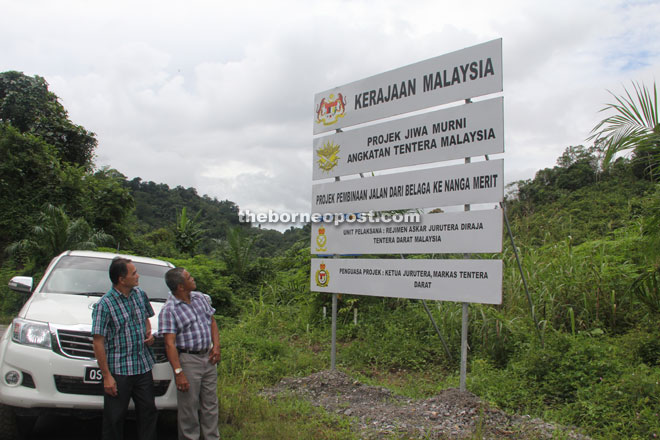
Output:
[1, 71, 660, 438]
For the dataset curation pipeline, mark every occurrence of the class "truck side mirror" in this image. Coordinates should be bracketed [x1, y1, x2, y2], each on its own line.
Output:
[8, 276, 33, 294]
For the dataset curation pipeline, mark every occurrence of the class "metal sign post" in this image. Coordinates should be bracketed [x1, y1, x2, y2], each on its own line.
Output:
[331, 292, 337, 370]
[460, 303, 468, 391]
[460, 151, 471, 392]
[331, 168, 341, 371]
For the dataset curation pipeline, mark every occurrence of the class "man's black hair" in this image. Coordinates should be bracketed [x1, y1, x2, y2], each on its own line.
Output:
[165, 267, 186, 293]
[109, 257, 132, 285]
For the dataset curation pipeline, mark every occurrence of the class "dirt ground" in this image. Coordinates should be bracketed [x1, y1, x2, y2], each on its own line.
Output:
[261, 370, 592, 439]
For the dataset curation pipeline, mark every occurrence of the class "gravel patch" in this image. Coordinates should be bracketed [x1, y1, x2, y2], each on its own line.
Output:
[261, 370, 591, 439]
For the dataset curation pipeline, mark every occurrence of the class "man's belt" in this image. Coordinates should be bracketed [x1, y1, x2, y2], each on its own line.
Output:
[178, 347, 210, 355]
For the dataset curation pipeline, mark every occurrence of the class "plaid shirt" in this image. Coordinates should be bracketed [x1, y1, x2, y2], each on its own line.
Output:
[158, 291, 215, 351]
[91, 287, 155, 375]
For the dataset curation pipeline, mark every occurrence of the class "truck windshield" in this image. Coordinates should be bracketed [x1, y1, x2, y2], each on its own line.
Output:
[41, 256, 171, 301]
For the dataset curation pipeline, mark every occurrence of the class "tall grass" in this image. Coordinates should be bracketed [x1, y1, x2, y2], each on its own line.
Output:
[209, 219, 660, 438]
[216, 298, 358, 439]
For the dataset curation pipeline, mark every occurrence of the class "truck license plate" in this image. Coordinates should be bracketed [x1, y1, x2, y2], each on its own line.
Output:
[84, 366, 103, 384]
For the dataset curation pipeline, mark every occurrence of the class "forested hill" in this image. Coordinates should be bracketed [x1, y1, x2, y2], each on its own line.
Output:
[505, 145, 658, 247]
[126, 177, 242, 237]
[124, 177, 309, 257]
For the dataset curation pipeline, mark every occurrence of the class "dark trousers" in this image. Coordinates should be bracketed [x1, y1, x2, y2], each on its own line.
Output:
[102, 370, 157, 440]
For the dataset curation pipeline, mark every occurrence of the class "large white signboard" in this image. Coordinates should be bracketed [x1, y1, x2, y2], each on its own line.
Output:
[313, 39, 502, 134]
[311, 209, 502, 255]
[311, 258, 502, 304]
[313, 97, 504, 180]
[312, 159, 503, 214]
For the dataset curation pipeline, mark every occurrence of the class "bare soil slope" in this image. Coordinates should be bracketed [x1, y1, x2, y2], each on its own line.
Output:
[261, 370, 591, 439]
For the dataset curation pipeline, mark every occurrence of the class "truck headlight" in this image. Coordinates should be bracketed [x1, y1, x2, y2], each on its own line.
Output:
[12, 318, 52, 349]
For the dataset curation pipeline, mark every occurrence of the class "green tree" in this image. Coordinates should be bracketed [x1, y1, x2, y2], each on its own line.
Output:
[218, 226, 255, 279]
[126, 177, 242, 253]
[81, 167, 134, 245]
[589, 81, 660, 180]
[6, 204, 113, 268]
[0, 71, 97, 168]
[0, 123, 64, 252]
[556, 144, 601, 170]
[174, 207, 205, 255]
[511, 146, 600, 207]
[131, 227, 179, 258]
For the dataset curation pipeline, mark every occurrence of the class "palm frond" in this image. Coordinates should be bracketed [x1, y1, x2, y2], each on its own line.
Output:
[5, 204, 114, 262]
[5, 239, 36, 256]
[631, 266, 660, 315]
[588, 81, 659, 168]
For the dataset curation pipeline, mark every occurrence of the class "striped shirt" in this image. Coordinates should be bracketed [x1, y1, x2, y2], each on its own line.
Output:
[158, 291, 215, 351]
[91, 287, 155, 375]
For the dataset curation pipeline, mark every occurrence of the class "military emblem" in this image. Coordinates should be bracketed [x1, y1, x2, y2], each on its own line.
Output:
[316, 93, 347, 126]
[315, 227, 328, 252]
[316, 141, 340, 173]
[315, 263, 330, 287]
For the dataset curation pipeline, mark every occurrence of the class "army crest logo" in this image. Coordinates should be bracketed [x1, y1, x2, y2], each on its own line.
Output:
[315, 227, 328, 252]
[315, 263, 330, 287]
[315, 93, 347, 126]
[316, 141, 340, 173]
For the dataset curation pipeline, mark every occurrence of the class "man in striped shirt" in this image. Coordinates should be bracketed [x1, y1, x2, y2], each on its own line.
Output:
[159, 267, 220, 440]
[92, 257, 157, 440]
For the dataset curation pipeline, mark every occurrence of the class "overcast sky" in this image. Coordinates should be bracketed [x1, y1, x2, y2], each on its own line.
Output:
[2, 0, 659, 225]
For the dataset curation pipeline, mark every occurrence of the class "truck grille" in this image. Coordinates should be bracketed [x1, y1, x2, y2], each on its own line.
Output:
[57, 330, 95, 358]
[54, 376, 171, 396]
[56, 330, 168, 363]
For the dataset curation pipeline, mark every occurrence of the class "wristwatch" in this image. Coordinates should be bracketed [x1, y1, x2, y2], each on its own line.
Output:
[174, 367, 183, 375]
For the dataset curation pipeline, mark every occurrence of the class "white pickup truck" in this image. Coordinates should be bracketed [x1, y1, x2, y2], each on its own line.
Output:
[0, 250, 178, 439]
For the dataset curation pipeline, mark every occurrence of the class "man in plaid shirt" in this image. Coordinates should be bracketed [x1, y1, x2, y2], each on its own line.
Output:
[159, 267, 220, 440]
[92, 257, 157, 440]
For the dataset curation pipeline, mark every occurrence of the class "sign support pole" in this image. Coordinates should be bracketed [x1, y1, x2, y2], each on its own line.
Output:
[460, 303, 468, 391]
[331, 292, 337, 370]
[421, 299, 452, 360]
[460, 114, 472, 391]
[501, 202, 543, 346]
[330, 136, 342, 371]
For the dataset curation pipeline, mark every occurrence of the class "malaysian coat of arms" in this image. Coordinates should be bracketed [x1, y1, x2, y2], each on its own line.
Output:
[315, 93, 347, 126]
